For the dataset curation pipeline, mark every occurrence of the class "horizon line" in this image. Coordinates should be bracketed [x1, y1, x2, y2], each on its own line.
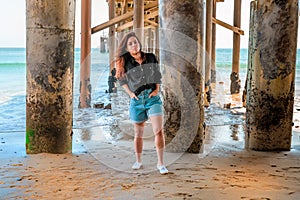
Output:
[0, 46, 252, 50]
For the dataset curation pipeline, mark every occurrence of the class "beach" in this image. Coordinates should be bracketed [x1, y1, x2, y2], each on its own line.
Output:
[1, 110, 300, 199]
[1, 90, 300, 199]
[1, 48, 300, 199]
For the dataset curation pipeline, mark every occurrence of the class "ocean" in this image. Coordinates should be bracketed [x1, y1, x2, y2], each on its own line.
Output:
[0, 48, 299, 133]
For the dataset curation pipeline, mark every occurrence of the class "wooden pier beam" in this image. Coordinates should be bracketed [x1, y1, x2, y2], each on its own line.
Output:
[91, 1, 158, 34]
[160, 0, 205, 153]
[211, 0, 217, 84]
[26, 0, 75, 153]
[79, 0, 91, 108]
[108, 0, 116, 93]
[246, 0, 298, 151]
[204, 0, 213, 106]
[116, 0, 128, 45]
[133, 0, 144, 44]
[230, 0, 242, 94]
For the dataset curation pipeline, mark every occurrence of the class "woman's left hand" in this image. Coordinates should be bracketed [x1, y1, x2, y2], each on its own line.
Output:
[149, 90, 159, 98]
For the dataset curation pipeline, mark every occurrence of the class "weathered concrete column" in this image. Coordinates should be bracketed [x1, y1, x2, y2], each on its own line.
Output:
[230, 0, 242, 94]
[242, 1, 256, 108]
[246, 0, 298, 151]
[244, 1, 256, 149]
[79, 0, 91, 107]
[160, 0, 205, 153]
[133, 0, 144, 43]
[26, 0, 75, 153]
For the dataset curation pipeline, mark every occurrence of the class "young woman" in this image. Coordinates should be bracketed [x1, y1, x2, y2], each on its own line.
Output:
[115, 32, 168, 174]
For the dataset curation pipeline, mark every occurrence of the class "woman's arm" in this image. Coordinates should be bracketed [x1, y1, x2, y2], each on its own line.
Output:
[122, 84, 139, 100]
[149, 84, 160, 98]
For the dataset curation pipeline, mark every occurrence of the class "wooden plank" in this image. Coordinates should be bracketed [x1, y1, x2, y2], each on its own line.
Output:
[232, 0, 242, 74]
[134, 0, 144, 40]
[108, 0, 116, 75]
[116, 10, 158, 32]
[80, 0, 91, 108]
[117, 0, 156, 1]
[144, 9, 158, 19]
[212, 17, 244, 35]
[211, 0, 217, 83]
[116, 21, 133, 32]
[91, 1, 158, 34]
[145, 19, 158, 27]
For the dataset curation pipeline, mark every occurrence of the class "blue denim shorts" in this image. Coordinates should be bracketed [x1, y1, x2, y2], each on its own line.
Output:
[129, 89, 163, 123]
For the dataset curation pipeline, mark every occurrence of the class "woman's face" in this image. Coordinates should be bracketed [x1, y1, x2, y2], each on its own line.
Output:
[126, 36, 140, 55]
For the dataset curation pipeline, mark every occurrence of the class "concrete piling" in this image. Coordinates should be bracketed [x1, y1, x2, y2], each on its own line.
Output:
[246, 0, 298, 151]
[26, 0, 75, 153]
[159, 0, 205, 153]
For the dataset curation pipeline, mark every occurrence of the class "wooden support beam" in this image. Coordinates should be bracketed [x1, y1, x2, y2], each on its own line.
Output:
[79, 0, 91, 108]
[144, 25, 156, 29]
[108, 0, 116, 77]
[116, 21, 133, 32]
[231, 0, 242, 94]
[211, 0, 217, 84]
[134, 0, 144, 40]
[116, 10, 158, 32]
[145, 19, 158, 27]
[143, 9, 159, 19]
[212, 17, 244, 35]
[204, 0, 213, 106]
[91, 1, 158, 34]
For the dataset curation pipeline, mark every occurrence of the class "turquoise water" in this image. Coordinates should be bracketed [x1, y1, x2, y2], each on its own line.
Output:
[0, 48, 299, 132]
[0, 48, 110, 132]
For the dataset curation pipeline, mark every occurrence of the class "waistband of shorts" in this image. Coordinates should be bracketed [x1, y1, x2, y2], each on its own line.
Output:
[134, 84, 156, 96]
[137, 88, 152, 96]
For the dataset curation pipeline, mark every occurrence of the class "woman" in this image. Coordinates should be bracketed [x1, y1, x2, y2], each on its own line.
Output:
[115, 32, 168, 174]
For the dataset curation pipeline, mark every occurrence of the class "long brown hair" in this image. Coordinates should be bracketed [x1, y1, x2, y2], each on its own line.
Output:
[115, 32, 142, 79]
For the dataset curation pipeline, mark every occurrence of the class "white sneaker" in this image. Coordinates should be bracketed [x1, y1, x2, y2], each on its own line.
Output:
[132, 162, 142, 170]
[157, 165, 168, 174]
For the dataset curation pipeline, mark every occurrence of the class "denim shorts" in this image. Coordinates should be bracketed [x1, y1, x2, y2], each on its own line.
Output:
[129, 89, 163, 123]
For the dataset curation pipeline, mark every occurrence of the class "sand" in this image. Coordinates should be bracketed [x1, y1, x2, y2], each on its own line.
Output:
[1, 92, 300, 199]
[1, 129, 300, 200]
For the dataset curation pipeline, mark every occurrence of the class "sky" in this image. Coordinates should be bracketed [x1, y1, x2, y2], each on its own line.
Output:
[0, 0, 293, 49]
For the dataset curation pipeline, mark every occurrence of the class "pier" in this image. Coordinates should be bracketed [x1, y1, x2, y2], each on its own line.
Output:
[24, 0, 299, 153]
[0, 0, 299, 199]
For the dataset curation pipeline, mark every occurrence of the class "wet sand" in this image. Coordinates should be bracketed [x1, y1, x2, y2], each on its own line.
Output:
[1, 89, 300, 199]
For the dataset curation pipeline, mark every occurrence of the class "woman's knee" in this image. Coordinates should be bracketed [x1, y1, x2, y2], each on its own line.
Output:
[134, 122, 144, 138]
[155, 130, 165, 149]
[153, 127, 163, 136]
[154, 129, 164, 138]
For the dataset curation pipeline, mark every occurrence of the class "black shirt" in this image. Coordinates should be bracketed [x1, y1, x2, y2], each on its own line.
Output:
[118, 52, 162, 96]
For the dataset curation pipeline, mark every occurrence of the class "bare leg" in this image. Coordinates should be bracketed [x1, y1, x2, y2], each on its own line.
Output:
[150, 115, 165, 166]
[133, 122, 145, 163]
